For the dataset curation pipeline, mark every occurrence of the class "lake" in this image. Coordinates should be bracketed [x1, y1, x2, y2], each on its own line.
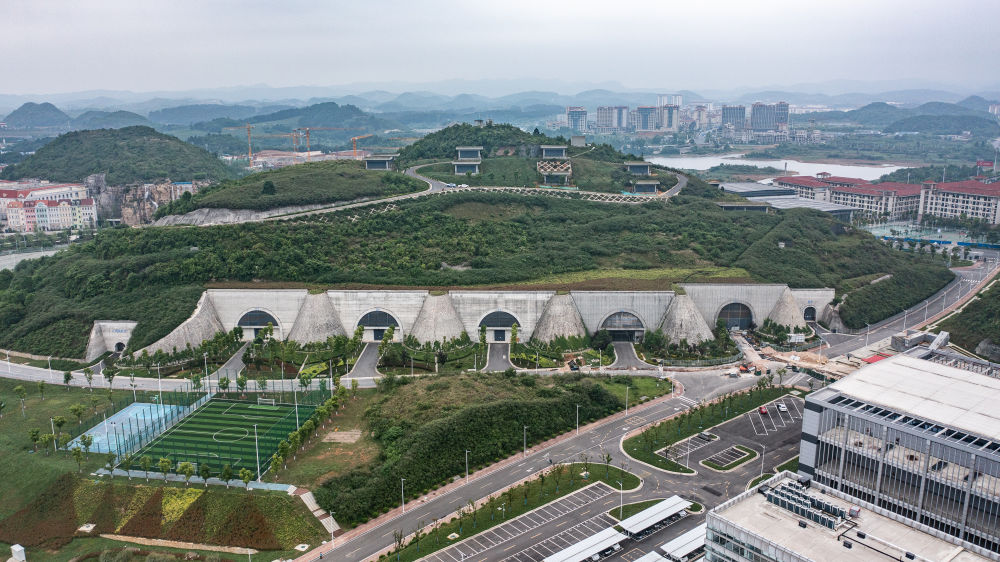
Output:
[647, 153, 904, 181]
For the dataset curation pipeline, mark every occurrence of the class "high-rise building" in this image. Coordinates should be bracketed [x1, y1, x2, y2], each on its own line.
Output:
[775, 101, 790, 126]
[657, 93, 683, 107]
[750, 102, 777, 131]
[722, 105, 746, 130]
[635, 106, 660, 131]
[566, 107, 588, 131]
[797, 350, 1000, 557]
[595, 106, 629, 130]
[659, 104, 679, 132]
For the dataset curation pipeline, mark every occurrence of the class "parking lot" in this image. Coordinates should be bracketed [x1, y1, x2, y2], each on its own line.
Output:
[703, 446, 751, 468]
[423, 483, 614, 562]
[657, 431, 716, 461]
[503, 513, 619, 562]
[744, 396, 802, 436]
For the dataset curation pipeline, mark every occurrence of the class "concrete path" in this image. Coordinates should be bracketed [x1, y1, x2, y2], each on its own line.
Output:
[608, 342, 654, 370]
[484, 343, 514, 372]
[342, 343, 380, 388]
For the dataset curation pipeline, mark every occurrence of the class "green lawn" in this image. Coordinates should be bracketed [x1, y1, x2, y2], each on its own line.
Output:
[389, 463, 639, 562]
[748, 473, 775, 489]
[420, 158, 541, 186]
[777, 456, 799, 473]
[0, 536, 302, 562]
[597, 376, 673, 408]
[625, 387, 790, 474]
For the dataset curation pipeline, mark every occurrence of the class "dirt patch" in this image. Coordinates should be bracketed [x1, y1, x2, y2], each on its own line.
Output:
[100, 533, 256, 554]
[323, 429, 362, 443]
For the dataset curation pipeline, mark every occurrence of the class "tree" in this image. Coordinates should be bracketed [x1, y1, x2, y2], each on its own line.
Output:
[221, 463, 233, 488]
[71, 447, 84, 472]
[13, 385, 26, 412]
[39, 433, 54, 455]
[80, 433, 94, 459]
[28, 428, 40, 451]
[120, 453, 133, 479]
[479, 325, 487, 349]
[103, 368, 116, 389]
[199, 463, 211, 487]
[179, 462, 195, 486]
[393, 529, 404, 561]
[278, 440, 291, 469]
[53, 415, 67, 437]
[140, 455, 152, 481]
[256, 374, 268, 393]
[218, 376, 231, 392]
[70, 403, 86, 425]
[510, 323, 519, 346]
[106, 452, 117, 472]
[351, 378, 359, 398]
[468, 499, 477, 528]
[63, 371, 72, 387]
[0, 400, 5, 419]
[288, 431, 302, 457]
[239, 467, 254, 490]
[83, 368, 94, 391]
[262, 180, 276, 195]
[236, 374, 248, 393]
[776, 368, 787, 386]
[158, 457, 172, 479]
[191, 374, 203, 391]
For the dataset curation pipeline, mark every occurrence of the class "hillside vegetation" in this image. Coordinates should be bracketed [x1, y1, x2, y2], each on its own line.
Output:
[69, 110, 150, 130]
[883, 115, 1000, 136]
[0, 126, 235, 185]
[0, 181, 952, 356]
[155, 159, 425, 215]
[939, 283, 1000, 351]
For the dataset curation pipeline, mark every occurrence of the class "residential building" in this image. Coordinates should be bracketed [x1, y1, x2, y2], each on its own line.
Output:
[659, 104, 680, 132]
[566, 107, 588, 131]
[636, 106, 660, 132]
[750, 102, 777, 131]
[596, 106, 629, 131]
[706, 472, 992, 562]
[797, 351, 1000, 557]
[6, 198, 97, 232]
[722, 105, 746, 130]
[917, 180, 1000, 224]
[0, 181, 89, 223]
[829, 183, 922, 220]
[657, 93, 683, 107]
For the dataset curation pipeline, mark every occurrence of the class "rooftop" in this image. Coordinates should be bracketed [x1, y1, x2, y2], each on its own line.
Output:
[625, 161, 651, 166]
[618, 496, 689, 534]
[774, 176, 829, 188]
[712, 473, 991, 562]
[722, 182, 796, 195]
[927, 180, 1000, 197]
[821, 353, 1000, 442]
[540, 145, 568, 149]
[455, 146, 484, 150]
[752, 195, 857, 213]
[836, 182, 923, 197]
[818, 175, 870, 186]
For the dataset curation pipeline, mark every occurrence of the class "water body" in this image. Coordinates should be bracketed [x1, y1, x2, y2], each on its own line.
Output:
[647, 153, 903, 181]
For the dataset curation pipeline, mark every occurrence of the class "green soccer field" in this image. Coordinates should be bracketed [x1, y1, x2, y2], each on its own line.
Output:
[129, 399, 316, 479]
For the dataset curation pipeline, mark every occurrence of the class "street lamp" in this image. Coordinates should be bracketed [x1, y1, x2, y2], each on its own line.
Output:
[615, 480, 624, 519]
[760, 443, 767, 477]
[400, 478, 406, 513]
[254, 424, 261, 482]
[625, 385, 630, 416]
[864, 323, 871, 348]
[576, 404, 580, 435]
[465, 449, 470, 484]
[203, 352, 209, 390]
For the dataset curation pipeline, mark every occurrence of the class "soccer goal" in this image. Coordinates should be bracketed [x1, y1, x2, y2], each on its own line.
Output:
[257, 397, 276, 406]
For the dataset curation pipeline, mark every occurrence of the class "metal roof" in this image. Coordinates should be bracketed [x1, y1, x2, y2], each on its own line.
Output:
[826, 354, 1000, 442]
[542, 528, 627, 562]
[752, 195, 857, 213]
[660, 523, 706, 558]
[619, 496, 690, 534]
[633, 552, 667, 562]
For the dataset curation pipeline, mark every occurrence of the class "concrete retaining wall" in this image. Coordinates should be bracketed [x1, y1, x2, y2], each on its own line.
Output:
[86, 321, 138, 361]
[571, 291, 673, 334]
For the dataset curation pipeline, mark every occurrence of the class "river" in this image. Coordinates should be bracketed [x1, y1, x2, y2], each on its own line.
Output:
[647, 153, 904, 181]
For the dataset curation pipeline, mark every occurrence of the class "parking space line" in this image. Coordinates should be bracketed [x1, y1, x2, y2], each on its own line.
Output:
[746, 412, 767, 435]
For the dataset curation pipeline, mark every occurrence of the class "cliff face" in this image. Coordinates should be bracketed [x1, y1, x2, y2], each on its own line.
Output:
[119, 181, 203, 225]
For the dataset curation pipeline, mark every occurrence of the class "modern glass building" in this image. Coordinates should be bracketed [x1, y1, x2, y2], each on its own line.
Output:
[798, 352, 1000, 558]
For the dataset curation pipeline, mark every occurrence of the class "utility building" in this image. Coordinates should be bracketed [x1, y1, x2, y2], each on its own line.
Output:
[797, 351, 1000, 557]
[363, 154, 397, 171]
[453, 146, 483, 176]
[625, 161, 652, 176]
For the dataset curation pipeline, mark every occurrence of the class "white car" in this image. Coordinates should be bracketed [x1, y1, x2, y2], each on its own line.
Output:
[458, 183, 469, 188]
[445, 183, 456, 188]
[777, 403, 788, 413]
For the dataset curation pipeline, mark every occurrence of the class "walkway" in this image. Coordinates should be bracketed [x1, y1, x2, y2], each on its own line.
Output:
[342, 342, 380, 388]
[484, 343, 514, 372]
[608, 342, 654, 370]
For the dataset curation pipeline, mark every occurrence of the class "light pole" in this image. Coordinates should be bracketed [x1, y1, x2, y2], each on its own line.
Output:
[864, 323, 871, 348]
[254, 424, 261, 482]
[465, 449, 470, 484]
[615, 480, 623, 519]
[625, 385, 629, 416]
[760, 443, 766, 478]
[576, 404, 580, 435]
[400, 478, 406, 513]
[924, 301, 930, 322]
[523, 426, 528, 458]
[6, 350, 10, 375]
[902, 307, 908, 332]
[203, 352, 209, 392]
[48, 355, 52, 382]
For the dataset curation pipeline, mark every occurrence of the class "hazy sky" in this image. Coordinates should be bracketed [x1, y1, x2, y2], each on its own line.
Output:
[4, 0, 999, 95]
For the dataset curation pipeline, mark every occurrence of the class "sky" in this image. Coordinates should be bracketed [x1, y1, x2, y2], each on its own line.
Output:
[3, 0, 999, 96]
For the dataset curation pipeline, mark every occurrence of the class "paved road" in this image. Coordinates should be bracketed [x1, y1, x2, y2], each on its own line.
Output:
[343, 342, 380, 388]
[818, 261, 998, 359]
[485, 343, 514, 372]
[304, 370, 773, 561]
[608, 342, 652, 370]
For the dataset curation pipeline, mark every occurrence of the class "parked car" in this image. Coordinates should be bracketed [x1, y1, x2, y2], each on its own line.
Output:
[777, 403, 788, 413]
[458, 183, 469, 188]
[759, 405, 768, 415]
[445, 183, 456, 188]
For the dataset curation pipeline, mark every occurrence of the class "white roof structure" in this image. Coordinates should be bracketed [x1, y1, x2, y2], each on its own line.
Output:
[633, 552, 667, 562]
[828, 354, 1000, 441]
[619, 496, 690, 534]
[660, 523, 706, 560]
[542, 528, 627, 562]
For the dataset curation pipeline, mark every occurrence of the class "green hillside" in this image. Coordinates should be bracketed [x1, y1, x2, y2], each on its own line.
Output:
[70, 110, 150, 129]
[0, 126, 234, 185]
[939, 284, 1000, 351]
[149, 103, 258, 125]
[0, 183, 952, 356]
[790, 101, 997, 130]
[155, 159, 425, 215]
[883, 115, 1000, 136]
[2, 102, 70, 128]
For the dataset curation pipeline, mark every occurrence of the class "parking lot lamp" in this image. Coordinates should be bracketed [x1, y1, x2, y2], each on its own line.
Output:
[254, 424, 261, 482]
[465, 449, 470, 484]
[523, 426, 528, 458]
[760, 443, 766, 477]
[616, 480, 623, 519]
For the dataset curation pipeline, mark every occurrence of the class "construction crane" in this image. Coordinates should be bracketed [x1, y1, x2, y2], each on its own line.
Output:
[294, 127, 355, 160]
[254, 133, 298, 152]
[222, 123, 254, 161]
[352, 134, 374, 159]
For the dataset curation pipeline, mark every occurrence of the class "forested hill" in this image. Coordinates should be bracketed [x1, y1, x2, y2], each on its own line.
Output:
[0, 189, 952, 357]
[397, 122, 640, 164]
[2, 102, 71, 128]
[0, 126, 235, 185]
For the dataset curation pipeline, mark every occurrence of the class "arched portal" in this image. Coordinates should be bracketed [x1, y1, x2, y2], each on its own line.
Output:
[718, 303, 754, 330]
[600, 311, 645, 343]
[114, 342, 126, 353]
[357, 310, 400, 342]
[479, 311, 520, 343]
[803, 306, 817, 322]
[238, 310, 280, 339]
